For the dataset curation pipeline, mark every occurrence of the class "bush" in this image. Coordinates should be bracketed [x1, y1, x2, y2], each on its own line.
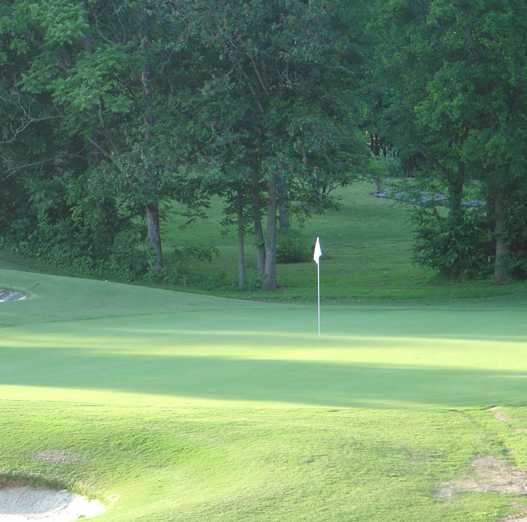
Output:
[105, 228, 149, 280]
[414, 207, 493, 278]
[277, 229, 311, 264]
[157, 245, 221, 286]
[373, 153, 404, 179]
[1, 169, 153, 281]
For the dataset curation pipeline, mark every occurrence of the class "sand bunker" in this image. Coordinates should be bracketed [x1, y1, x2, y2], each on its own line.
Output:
[0, 487, 105, 521]
[0, 290, 26, 303]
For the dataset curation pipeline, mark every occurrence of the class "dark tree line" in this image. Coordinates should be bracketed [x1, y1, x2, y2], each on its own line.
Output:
[0, 0, 368, 289]
[2, 0, 527, 288]
[367, 0, 527, 282]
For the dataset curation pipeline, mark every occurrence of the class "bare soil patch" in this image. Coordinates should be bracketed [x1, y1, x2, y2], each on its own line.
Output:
[34, 450, 83, 465]
[492, 407, 511, 423]
[437, 457, 527, 499]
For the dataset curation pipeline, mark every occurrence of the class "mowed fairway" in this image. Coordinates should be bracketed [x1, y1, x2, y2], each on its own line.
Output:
[2, 269, 527, 521]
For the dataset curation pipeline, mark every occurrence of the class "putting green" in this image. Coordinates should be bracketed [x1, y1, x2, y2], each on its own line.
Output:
[2, 268, 527, 521]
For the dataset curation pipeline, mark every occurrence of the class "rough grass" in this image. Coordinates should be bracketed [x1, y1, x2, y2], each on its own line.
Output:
[3, 182, 527, 301]
[163, 182, 527, 301]
[2, 269, 527, 520]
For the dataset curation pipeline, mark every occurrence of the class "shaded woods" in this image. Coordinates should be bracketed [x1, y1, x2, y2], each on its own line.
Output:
[1, 0, 527, 288]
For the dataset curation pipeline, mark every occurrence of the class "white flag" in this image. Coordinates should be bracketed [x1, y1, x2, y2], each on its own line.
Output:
[313, 237, 322, 265]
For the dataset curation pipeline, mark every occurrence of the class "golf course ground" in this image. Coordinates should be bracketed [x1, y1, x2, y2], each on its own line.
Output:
[2, 269, 527, 521]
[2, 183, 527, 521]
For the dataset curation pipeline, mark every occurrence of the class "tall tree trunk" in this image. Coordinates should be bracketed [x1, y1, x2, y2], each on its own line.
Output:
[279, 200, 290, 232]
[485, 189, 496, 275]
[141, 17, 163, 272]
[448, 162, 465, 227]
[278, 175, 290, 232]
[370, 134, 384, 193]
[237, 209, 246, 290]
[494, 189, 510, 283]
[254, 216, 265, 278]
[262, 174, 278, 290]
[146, 202, 163, 272]
[251, 182, 265, 279]
[486, 192, 496, 229]
[486, 188, 496, 242]
[373, 175, 383, 193]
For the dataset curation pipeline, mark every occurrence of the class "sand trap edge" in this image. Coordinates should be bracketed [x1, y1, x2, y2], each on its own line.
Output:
[0, 485, 106, 521]
[0, 289, 27, 303]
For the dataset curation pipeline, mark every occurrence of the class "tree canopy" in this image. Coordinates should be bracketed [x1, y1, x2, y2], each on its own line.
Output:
[2, 0, 527, 288]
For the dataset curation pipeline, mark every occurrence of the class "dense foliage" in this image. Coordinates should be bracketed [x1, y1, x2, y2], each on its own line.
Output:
[2, 0, 527, 288]
[370, 0, 527, 282]
[0, 0, 368, 289]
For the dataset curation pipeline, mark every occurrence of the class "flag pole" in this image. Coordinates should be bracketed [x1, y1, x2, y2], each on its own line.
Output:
[317, 260, 321, 336]
[313, 237, 322, 336]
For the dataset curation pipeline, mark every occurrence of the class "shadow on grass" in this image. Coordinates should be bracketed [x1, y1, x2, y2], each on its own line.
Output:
[1, 345, 527, 408]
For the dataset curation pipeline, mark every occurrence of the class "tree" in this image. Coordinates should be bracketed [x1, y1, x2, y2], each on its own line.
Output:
[373, 0, 527, 281]
[176, 0, 368, 289]
[1, 0, 209, 276]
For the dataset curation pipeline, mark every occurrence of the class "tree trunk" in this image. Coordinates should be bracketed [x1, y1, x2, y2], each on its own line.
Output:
[141, 18, 163, 272]
[278, 175, 290, 232]
[448, 162, 465, 227]
[251, 181, 265, 279]
[279, 201, 290, 232]
[262, 174, 278, 290]
[373, 175, 383, 193]
[494, 189, 510, 283]
[254, 218, 265, 278]
[253, 217, 265, 277]
[146, 202, 163, 273]
[237, 209, 246, 290]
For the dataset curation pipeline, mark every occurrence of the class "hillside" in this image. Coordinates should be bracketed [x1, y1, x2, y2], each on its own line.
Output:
[2, 182, 527, 301]
[163, 182, 527, 301]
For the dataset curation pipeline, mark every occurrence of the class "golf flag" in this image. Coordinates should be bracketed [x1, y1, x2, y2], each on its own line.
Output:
[314, 237, 322, 336]
[313, 237, 322, 265]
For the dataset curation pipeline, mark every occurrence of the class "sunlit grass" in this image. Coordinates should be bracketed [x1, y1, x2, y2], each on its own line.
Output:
[2, 180, 527, 520]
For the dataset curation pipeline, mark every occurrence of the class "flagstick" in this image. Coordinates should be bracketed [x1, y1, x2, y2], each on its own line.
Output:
[313, 236, 322, 337]
[317, 261, 321, 336]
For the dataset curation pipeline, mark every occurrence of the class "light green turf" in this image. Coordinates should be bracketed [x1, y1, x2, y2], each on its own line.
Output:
[2, 268, 527, 521]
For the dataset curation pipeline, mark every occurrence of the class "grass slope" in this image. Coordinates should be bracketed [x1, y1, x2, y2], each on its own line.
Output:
[3, 182, 527, 302]
[164, 182, 527, 300]
[2, 269, 527, 520]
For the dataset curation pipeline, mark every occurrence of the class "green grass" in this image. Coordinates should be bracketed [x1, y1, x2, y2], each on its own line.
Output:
[3, 181, 527, 520]
[2, 269, 527, 520]
[163, 182, 527, 301]
[3, 181, 527, 302]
